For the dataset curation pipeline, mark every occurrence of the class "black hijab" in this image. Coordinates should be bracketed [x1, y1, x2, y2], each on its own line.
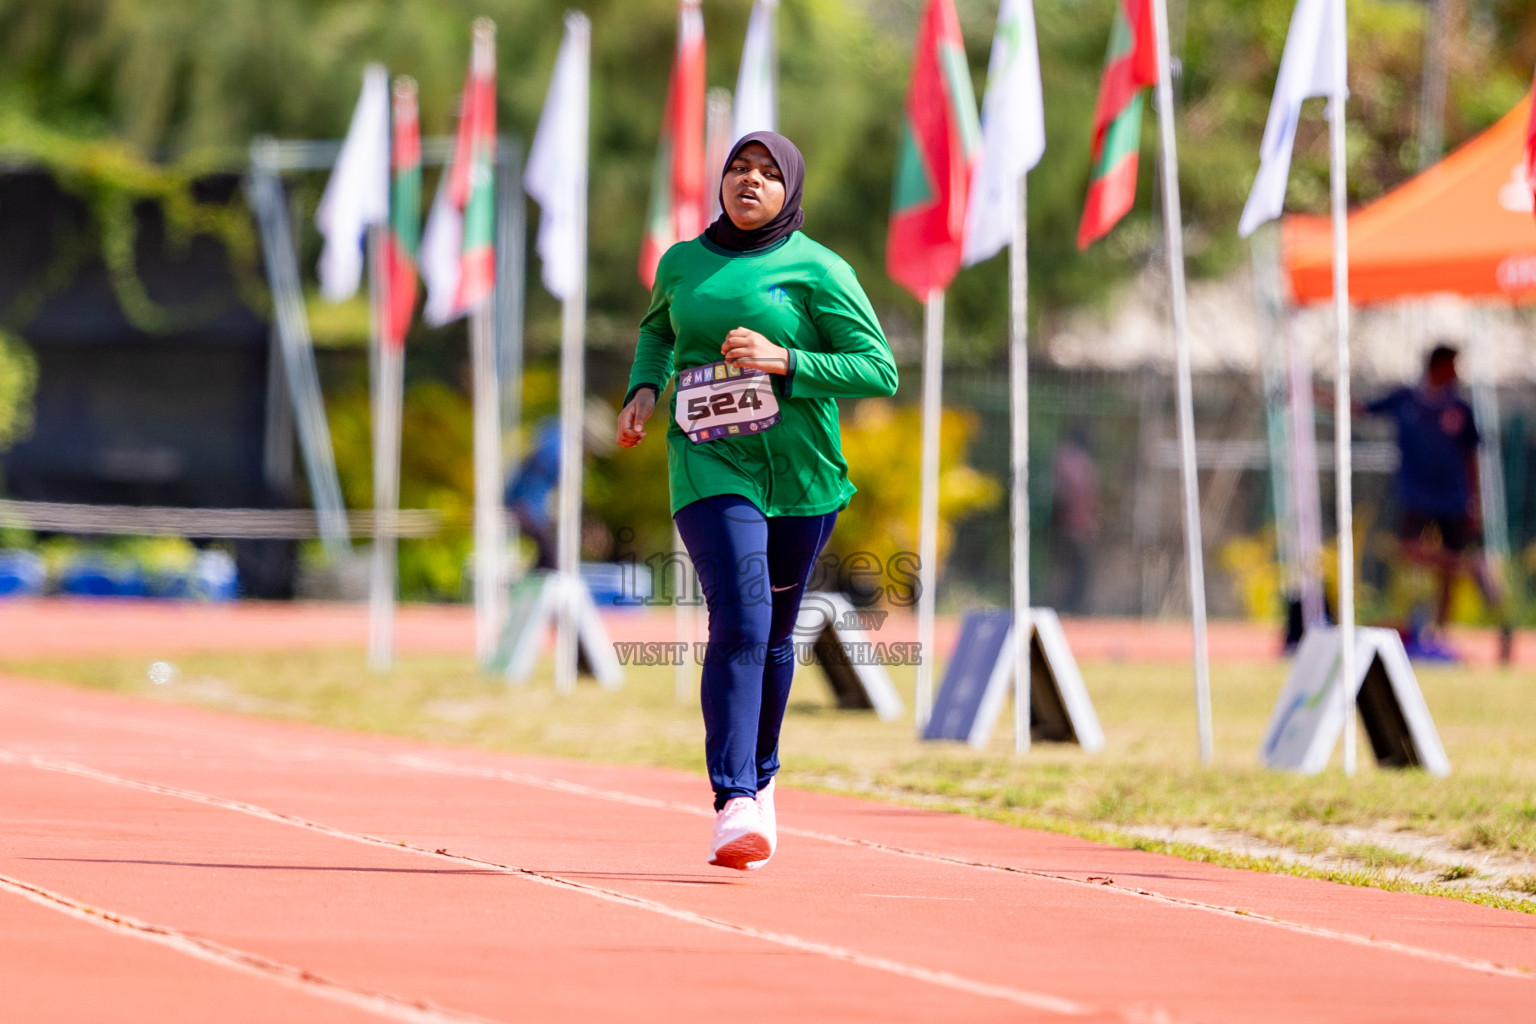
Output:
[704, 131, 805, 252]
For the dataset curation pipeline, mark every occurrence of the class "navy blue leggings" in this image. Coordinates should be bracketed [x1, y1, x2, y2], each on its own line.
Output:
[673, 494, 837, 810]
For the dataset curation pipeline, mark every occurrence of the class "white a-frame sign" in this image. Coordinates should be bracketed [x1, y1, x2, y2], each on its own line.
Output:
[797, 592, 905, 722]
[923, 609, 1105, 751]
[492, 570, 623, 689]
[1261, 626, 1450, 776]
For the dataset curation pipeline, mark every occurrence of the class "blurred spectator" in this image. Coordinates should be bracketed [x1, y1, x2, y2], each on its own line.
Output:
[507, 418, 561, 570]
[1051, 425, 1100, 614]
[505, 400, 616, 571]
[1362, 343, 1506, 659]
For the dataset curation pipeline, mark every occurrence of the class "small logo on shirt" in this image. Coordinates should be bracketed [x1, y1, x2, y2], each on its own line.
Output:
[768, 284, 789, 304]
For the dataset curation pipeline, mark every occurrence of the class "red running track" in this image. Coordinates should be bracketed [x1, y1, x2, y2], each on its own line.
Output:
[0, 674, 1532, 1022]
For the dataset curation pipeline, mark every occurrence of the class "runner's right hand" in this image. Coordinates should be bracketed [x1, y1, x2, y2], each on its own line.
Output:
[617, 390, 656, 448]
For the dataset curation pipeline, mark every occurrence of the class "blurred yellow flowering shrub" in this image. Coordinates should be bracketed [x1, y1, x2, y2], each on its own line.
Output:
[328, 380, 474, 601]
[829, 398, 1000, 597]
[1219, 530, 1281, 623]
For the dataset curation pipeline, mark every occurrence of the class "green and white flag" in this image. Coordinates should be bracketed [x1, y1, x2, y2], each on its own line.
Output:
[732, 0, 777, 141]
[1238, 0, 1345, 238]
[525, 13, 590, 300]
[316, 64, 389, 301]
[963, 0, 1045, 266]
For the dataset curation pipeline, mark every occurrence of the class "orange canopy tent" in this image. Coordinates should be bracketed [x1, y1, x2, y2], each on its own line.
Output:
[1284, 96, 1536, 305]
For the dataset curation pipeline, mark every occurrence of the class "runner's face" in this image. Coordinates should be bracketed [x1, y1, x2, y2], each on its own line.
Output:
[722, 143, 785, 231]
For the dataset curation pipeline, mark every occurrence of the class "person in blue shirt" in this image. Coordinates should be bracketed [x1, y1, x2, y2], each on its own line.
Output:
[505, 401, 616, 571]
[505, 418, 562, 570]
[1364, 344, 1504, 656]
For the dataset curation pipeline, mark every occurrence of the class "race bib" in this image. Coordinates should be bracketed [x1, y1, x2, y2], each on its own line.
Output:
[674, 360, 782, 444]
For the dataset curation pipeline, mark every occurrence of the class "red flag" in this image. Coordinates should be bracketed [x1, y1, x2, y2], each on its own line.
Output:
[1077, 0, 1157, 249]
[1525, 71, 1536, 221]
[383, 78, 422, 351]
[886, 0, 981, 301]
[639, 0, 706, 289]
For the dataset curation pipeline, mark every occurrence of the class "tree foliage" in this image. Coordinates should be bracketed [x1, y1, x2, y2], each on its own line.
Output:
[5, 0, 1534, 591]
[0, 0, 1532, 354]
[0, 329, 36, 452]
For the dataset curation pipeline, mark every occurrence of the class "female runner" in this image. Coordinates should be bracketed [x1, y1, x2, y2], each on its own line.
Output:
[617, 131, 897, 870]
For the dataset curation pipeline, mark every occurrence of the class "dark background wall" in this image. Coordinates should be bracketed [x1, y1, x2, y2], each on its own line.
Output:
[0, 170, 295, 597]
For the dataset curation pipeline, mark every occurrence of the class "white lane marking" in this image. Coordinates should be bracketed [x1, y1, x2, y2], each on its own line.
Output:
[0, 871, 504, 1024]
[382, 753, 1536, 980]
[0, 751, 1098, 1018]
[859, 894, 975, 901]
[12, 709, 1532, 982]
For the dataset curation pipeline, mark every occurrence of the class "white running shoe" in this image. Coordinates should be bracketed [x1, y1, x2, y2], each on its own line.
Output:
[749, 778, 777, 870]
[708, 796, 771, 870]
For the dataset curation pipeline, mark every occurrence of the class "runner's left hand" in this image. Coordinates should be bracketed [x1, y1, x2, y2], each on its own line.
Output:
[722, 327, 788, 375]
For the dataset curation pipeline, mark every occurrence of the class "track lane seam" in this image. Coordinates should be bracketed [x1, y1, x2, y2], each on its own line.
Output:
[11, 708, 1531, 985]
[0, 871, 505, 1024]
[6, 719, 1530, 983]
[0, 750, 1113, 1020]
[383, 753, 1536, 980]
[9, 721, 1523, 976]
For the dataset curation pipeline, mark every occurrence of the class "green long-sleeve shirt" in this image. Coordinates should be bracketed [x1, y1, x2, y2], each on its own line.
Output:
[626, 232, 898, 517]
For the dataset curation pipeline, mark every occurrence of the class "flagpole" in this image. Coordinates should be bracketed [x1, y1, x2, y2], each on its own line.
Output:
[471, 302, 504, 666]
[1149, 0, 1213, 764]
[1329, 0, 1357, 777]
[1010, 175, 1032, 754]
[495, 138, 527, 587]
[554, 12, 591, 697]
[466, 18, 505, 668]
[367, 224, 401, 671]
[705, 88, 733, 222]
[1252, 229, 1302, 636]
[1288, 308, 1326, 630]
[915, 289, 944, 730]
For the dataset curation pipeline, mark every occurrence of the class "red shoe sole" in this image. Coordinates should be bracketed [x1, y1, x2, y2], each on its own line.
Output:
[709, 832, 771, 871]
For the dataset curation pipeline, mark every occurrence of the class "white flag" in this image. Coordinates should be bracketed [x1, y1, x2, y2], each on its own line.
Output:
[525, 12, 591, 301]
[1238, 0, 1346, 238]
[419, 171, 463, 327]
[962, 0, 1046, 267]
[316, 64, 390, 302]
[732, 0, 777, 142]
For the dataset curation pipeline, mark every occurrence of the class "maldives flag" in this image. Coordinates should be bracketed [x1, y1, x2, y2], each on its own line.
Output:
[422, 20, 497, 326]
[886, 0, 981, 301]
[1077, 0, 1156, 250]
[639, 0, 706, 290]
[384, 78, 421, 350]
